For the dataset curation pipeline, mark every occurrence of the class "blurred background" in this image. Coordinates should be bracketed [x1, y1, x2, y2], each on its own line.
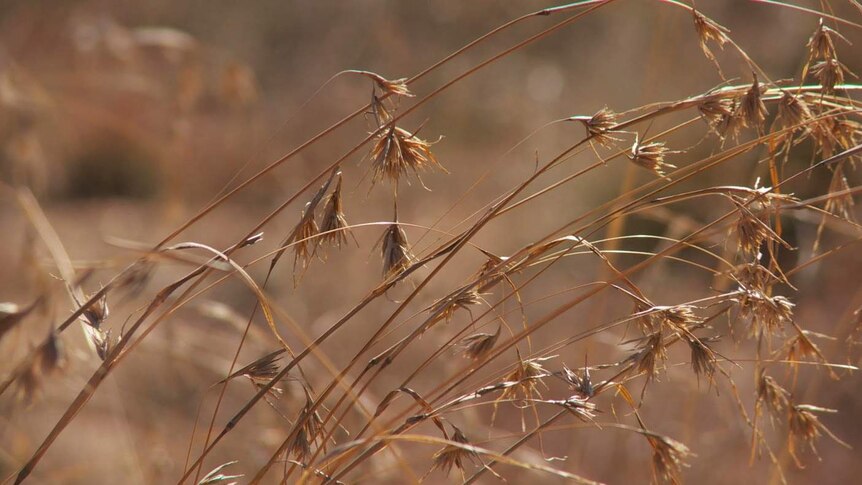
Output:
[1, 1, 861, 483]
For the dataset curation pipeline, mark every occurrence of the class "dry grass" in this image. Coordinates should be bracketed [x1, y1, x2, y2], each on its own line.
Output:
[1, 1, 862, 484]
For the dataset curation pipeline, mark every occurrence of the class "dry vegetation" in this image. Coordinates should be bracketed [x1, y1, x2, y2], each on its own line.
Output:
[1, 1, 862, 484]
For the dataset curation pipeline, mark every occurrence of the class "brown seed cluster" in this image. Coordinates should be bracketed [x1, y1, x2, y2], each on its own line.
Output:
[629, 138, 678, 179]
[369, 126, 446, 187]
[692, 8, 731, 76]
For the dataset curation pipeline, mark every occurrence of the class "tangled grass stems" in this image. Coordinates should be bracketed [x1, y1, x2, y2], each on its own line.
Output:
[321, 163, 845, 480]
[6, 2, 862, 484]
[19, 1, 612, 468]
[282, 117, 856, 480]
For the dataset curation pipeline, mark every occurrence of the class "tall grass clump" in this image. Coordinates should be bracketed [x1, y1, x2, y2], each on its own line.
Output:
[1, 1, 862, 484]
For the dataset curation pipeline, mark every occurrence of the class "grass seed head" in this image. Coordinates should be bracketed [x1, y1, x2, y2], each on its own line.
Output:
[776, 92, 812, 131]
[787, 404, 843, 462]
[686, 336, 717, 382]
[740, 292, 794, 339]
[459, 326, 500, 360]
[733, 261, 778, 293]
[734, 195, 779, 257]
[824, 166, 856, 221]
[809, 58, 854, 93]
[737, 74, 768, 131]
[646, 433, 693, 485]
[757, 372, 790, 418]
[380, 223, 415, 278]
[560, 362, 594, 399]
[573, 106, 622, 148]
[227, 350, 288, 399]
[369, 125, 446, 186]
[367, 73, 413, 98]
[318, 175, 351, 249]
[698, 96, 735, 134]
[631, 331, 668, 382]
[499, 355, 550, 404]
[810, 116, 861, 158]
[692, 9, 730, 74]
[290, 392, 325, 462]
[427, 289, 482, 325]
[288, 428, 311, 463]
[629, 138, 678, 178]
[86, 326, 111, 361]
[474, 251, 509, 292]
[293, 203, 320, 272]
[430, 426, 476, 477]
[657, 305, 702, 332]
[807, 19, 847, 62]
[81, 292, 109, 328]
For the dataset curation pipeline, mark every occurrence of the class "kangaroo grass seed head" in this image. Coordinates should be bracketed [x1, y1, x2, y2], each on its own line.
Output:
[824, 166, 856, 221]
[379, 222, 415, 278]
[810, 116, 862, 157]
[738, 291, 794, 339]
[776, 91, 812, 132]
[372, 75, 412, 98]
[289, 391, 325, 462]
[692, 8, 730, 74]
[735, 212, 768, 257]
[369, 125, 446, 187]
[459, 326, 500, 360]
[86, 326, 111, 361]
[781, 329, 824, 366]
[808, 58, 854, 93]
[241, 351, 283, 381]
[645, 432, 693, 485]
[353, 71, 413, 98]
[293, 203, 320, 273]
[81, 292, 109, 328]
[686, 336, 717, 382]
[560, 362, 594, 399]
[638, 305, 700, 335]
[430, 426, 476, 477]
[656, 305, 702, 332]
[571, 106, 622, 148]
[427, 289, 482, 325]
[787, 404, 847, 463]
[807, 19, 847, 63]
[499, 355, 551, 405]
[757, 372, 790, 418]
[732, 191, 791, 257]
[10, 6, 862, 483]
[733, 261, 780, 292]
[474, 250, 510, 292]
[318, 175, 351, 249]
[629, 137, 678, 178]
[631, 331, 668, 383]
[737, 74, 768, 132]
[698, 95, 735, 133]
[288, 428, 311, 463]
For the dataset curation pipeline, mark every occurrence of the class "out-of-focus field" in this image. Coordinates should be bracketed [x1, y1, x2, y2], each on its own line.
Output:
[1, 1, 861, 483]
